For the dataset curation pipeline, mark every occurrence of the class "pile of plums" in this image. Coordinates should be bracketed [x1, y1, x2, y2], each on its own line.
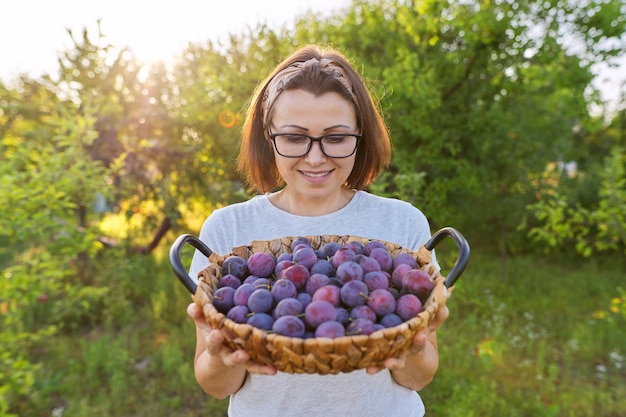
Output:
[211, 237, 435, 338]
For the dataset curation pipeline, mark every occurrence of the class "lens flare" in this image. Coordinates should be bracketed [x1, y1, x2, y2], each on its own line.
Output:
[218, 110, 237, 128]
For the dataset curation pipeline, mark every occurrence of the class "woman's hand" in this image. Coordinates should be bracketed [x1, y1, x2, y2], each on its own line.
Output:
[187, 303, 277, 375]
[367, 304, 449, 386]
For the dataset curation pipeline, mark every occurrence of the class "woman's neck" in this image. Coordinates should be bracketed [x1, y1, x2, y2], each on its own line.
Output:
[269, 187, 356, 216]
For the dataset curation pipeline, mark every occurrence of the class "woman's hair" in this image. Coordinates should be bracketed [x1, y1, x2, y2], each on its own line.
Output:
[237, 44, 391, 193]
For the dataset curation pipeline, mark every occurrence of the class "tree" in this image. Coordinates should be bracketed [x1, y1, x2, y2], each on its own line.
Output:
[166, 26, 298, 208]
[525, 111, 626, 257]
[48, 23, 201, 248]
[0, 74, 107, 412]
[289, 0, 626, 256]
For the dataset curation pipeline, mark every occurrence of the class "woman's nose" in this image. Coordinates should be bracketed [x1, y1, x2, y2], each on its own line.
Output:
[304, 140, 326, 163]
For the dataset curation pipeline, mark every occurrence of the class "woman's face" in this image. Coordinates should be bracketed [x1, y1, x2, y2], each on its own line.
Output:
[269, 89, 358, 201]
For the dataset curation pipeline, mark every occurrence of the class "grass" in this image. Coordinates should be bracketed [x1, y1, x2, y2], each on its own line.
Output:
[422, 251, 626, 416]
[7, 239, 626, 416]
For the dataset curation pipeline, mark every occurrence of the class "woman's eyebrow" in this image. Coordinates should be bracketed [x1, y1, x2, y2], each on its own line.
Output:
[273, 124, 309, 131]
[273, 123, 354, 131]
[323, 124, 353, 131]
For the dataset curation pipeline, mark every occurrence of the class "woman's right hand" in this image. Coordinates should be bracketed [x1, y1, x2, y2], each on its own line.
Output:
[187, 302, 277, 375]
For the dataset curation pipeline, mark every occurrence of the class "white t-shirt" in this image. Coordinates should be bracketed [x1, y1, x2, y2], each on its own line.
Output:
[189, 190, 436, 417]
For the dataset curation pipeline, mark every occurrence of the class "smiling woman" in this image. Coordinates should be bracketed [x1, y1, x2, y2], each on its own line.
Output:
[184, 43, 448, 417]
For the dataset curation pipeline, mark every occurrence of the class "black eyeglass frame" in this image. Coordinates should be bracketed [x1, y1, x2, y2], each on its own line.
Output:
[267, 131, 362, 158]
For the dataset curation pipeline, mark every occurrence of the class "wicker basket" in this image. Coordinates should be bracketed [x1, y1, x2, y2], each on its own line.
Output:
[191, 235, 451, 375]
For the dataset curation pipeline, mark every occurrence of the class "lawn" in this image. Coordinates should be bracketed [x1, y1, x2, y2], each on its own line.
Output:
[7, 242, 626, 416]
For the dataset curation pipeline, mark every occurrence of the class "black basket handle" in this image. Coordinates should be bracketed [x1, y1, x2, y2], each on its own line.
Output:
[169, 234, 213, 294]
[425, 227, 470, 288]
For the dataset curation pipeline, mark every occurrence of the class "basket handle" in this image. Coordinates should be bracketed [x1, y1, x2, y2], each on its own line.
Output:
[169, 234, 213, 294]
[425, 227, 470, 288]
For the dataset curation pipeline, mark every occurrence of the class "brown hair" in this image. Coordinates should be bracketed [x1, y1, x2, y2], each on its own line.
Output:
[237, 45, 391, 193]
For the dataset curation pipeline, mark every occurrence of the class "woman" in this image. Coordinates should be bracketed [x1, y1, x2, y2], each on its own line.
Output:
[187, 44, 449, 416]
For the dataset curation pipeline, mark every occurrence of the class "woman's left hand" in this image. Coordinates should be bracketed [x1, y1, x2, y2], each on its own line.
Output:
[366, 301, 449, 374]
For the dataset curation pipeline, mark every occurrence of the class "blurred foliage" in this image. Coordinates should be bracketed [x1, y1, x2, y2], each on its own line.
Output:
[525, 145, 626, 256]
[0, 77, 107, 413]
[1, 0, 625, 415]
[290, 0, 626, 256]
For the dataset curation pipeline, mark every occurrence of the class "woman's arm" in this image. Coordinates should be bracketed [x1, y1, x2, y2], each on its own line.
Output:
[388, 329, 441, 391]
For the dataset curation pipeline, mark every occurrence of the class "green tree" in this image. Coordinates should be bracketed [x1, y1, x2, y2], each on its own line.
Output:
[289, 0, 625, 256]
[0, 73, 108, 413]
[52, 24, 183, 246]
[526, 114, 626, 257]
[166, 26, 297, 212]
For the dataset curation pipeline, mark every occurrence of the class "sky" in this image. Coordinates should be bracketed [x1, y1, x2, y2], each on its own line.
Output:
[1, 0, 624, 114]
[0, 0, 349, 78]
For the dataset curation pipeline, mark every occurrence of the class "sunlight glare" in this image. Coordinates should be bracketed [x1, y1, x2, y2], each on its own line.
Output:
[218, 110, 237, 128]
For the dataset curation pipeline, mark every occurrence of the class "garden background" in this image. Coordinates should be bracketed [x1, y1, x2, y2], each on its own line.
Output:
[1, 0, 625, 416]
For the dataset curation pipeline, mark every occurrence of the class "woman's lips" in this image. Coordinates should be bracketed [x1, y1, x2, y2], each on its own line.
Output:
[301, 170, 331, 178]
[299, 170, 333, 183]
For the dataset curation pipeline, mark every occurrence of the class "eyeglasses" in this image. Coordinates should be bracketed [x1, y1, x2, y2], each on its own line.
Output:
[268, 131, 361, 158]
